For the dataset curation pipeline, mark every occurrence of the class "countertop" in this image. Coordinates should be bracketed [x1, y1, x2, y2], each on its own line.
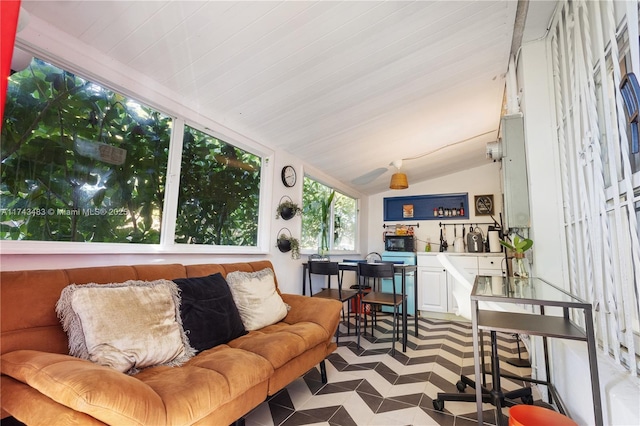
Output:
[417, 252, 504, 257]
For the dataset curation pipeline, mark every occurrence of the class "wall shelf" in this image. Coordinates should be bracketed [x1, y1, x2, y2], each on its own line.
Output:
[383, 193, 469, 221]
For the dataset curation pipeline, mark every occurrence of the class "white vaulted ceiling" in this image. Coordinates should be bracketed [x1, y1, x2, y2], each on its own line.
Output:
[17, 1, 554, 194]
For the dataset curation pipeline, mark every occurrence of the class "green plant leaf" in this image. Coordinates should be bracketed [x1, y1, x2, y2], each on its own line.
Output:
[500, 235, 533, 253]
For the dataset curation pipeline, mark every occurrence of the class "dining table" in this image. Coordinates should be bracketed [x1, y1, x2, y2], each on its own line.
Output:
[302, 261, 418, 352]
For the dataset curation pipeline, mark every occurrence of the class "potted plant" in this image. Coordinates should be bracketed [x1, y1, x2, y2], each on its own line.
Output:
[276, 229, 300, 260]
[276, 196, 302, 220]
[500, 235, 533, 278]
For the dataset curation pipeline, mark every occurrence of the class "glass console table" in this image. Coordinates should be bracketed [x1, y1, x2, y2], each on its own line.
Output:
[471, 275, 603, 425]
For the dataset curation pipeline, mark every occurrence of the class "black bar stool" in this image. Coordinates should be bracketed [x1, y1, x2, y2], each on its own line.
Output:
[308, 261, 358, 344]
[357, 262, 404, 356]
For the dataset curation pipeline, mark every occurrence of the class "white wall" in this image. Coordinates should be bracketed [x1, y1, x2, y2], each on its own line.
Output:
[518, 38, 640, 426]
[367, 162, 503, 254]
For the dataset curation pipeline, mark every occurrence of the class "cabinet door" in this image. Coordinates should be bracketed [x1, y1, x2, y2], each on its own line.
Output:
[418, 267, 448, 313]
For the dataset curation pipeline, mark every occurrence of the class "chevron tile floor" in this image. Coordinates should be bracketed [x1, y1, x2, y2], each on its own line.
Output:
[243, 315, 546, 426]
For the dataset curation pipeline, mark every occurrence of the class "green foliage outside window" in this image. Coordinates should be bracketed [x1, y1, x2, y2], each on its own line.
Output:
[301, 177, 357, 252]
[1, 58, 170, 243]
[176, 126, 261, 246]
[333, 191, 357, 250]
[1, 57, 263, 248]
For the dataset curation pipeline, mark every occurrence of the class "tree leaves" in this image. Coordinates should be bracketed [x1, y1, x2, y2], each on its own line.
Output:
[174, 126, 261, 246]
[1, 59, 169, 243]
[2, 58, 262, 247]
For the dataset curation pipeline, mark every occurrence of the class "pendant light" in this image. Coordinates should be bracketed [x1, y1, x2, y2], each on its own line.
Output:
[389, 160, 408, 189]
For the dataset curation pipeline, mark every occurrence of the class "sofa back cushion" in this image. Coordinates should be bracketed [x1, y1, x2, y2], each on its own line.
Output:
[173, 273, 247, 353]
[0, 269, 73, 355]
[1, 261, 276, 356]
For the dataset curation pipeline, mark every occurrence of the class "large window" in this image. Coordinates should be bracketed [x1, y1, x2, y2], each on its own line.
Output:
[1, 57, 265, 252]
[176, 125, 261, 246]
[1, 58, 171, 243]
[301, 176, 357, 253]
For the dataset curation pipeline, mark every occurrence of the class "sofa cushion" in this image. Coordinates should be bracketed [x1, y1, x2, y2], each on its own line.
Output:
[228, 331, 304, 369]
[56, 279, 195, 374]
[225, 268, 289, 331]
[182, 345, 273, 398]
[1, 350, 167, 425]
[173, 273, 247, 353]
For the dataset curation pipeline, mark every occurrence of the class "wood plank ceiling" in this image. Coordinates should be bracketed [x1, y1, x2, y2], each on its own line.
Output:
[18, 1, 522, 194]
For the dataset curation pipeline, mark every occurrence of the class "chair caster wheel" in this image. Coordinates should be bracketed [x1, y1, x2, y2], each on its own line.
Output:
[521, 395, 534, 405]
[456, 380, 467, 392]
[433, 399, 445, 411]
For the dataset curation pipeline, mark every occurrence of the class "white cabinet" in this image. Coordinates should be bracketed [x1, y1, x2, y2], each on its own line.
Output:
[417, 253, 504, 314]
[418, 267, 448, 313]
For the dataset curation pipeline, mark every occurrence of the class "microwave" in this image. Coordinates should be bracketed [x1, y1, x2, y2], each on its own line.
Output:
[384, 235, 415, 252]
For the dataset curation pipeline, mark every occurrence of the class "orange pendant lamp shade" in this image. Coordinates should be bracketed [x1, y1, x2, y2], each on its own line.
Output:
[389, 160, 408, 189]
[389, 172, 408, 189]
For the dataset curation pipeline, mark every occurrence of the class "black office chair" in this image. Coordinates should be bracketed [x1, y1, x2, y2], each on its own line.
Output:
[432, 330, 534, 413]
[308, 261, 358, 344]
[432, 254, 533, 415]
[357, 262, 404, 356]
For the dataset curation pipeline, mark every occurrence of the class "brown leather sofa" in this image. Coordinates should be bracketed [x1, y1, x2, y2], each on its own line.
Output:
[0, 260, 342, 425]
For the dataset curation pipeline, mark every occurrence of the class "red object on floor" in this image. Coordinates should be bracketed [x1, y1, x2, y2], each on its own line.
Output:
[350, 289, 371, 314]
[509, 405, 578, 426]
[1, 0, 21, 128]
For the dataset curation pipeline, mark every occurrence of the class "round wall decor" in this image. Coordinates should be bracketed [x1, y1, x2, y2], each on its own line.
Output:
[281, 165, 297, 187]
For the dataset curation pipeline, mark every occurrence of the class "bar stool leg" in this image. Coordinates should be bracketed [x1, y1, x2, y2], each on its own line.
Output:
[356, 297, 361, 350]
[391, 305, 397, 356]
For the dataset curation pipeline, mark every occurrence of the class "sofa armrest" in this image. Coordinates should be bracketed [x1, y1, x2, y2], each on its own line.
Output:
[1, 350, 165, 425]
[280, 294, 342, 337]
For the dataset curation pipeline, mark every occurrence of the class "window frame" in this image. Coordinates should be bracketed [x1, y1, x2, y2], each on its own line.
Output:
[1, 51, 274, 255]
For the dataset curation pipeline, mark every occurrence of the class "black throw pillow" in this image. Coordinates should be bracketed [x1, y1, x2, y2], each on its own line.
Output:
[173, 273, 247, 353]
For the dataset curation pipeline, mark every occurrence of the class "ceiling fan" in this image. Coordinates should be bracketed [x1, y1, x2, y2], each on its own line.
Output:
[350, 130, 498, 186]
[351, 161, 400, 185]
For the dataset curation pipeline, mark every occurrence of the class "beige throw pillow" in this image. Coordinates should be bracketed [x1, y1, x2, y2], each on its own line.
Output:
[226, 268, 289, 331]
[56, 279, 195, 374]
